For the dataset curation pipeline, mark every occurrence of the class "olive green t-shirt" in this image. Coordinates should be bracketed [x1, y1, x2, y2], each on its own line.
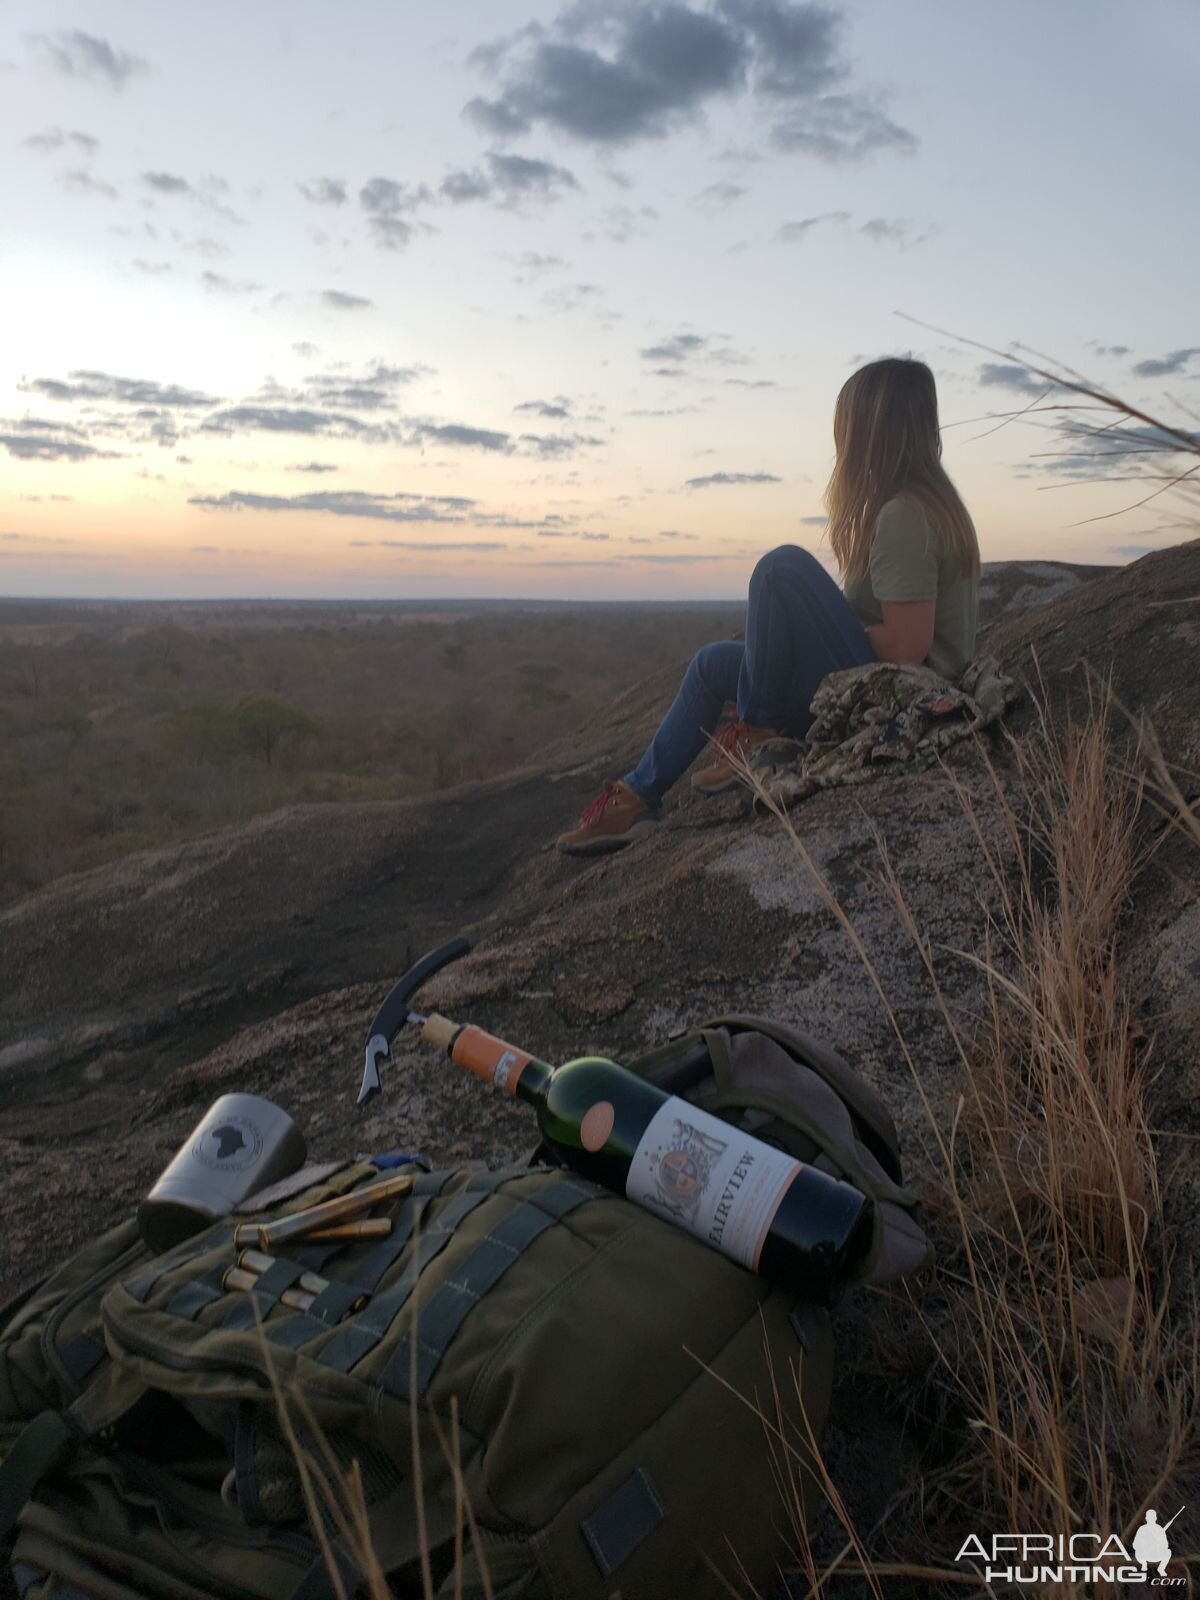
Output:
[842, 494, 979, 679]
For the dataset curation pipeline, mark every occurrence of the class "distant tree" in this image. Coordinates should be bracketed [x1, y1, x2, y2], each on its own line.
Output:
[234, 692, 321, 768]
[163, 703, 240, 765]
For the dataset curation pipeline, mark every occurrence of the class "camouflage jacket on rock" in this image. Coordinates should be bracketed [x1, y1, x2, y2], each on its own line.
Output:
[749, 654, 1020, 808]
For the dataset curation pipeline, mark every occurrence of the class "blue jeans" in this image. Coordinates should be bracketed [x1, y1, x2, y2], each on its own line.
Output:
[624, 546, 875, 806]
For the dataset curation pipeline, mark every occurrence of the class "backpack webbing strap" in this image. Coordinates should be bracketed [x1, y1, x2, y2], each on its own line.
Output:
[268, 1172, 515, 1356]
[580, 1467, 667, 1580]
[314, 1189, 489, 1373]
[379, 1177, 604, 1402]
[165, 1265, 233, 1322]
[0, 1412, 75, 1541]
[264, 1206, 427, 1350]
[122, 1233, 231, 1304]
[219, 1258, 308, 1332]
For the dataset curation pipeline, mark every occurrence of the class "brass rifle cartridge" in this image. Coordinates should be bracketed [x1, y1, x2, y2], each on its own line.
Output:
[234, 1250, 369, 1314]
[233, 1171, 414, 1250]
[237, 1250, 331, 1298]
[301, 1218, 392, 1242]
[221, 1264, 315, 1314]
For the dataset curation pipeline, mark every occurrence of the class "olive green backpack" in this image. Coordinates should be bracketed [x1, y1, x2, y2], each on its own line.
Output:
[0, 1017, 929, 1600]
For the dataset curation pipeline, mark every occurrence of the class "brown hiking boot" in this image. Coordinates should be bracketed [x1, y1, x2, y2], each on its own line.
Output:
[556, 779, 658, 855]
[690, 719, 783, 795]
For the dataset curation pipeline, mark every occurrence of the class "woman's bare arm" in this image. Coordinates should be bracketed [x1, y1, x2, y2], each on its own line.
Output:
[866, 598, 936, 664]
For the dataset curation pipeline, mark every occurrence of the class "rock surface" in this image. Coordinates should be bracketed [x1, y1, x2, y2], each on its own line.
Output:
[2, 547, 1197, 1578]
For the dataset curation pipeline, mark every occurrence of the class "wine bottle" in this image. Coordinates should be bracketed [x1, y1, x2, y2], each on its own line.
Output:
[421, 1014, 873, 1302]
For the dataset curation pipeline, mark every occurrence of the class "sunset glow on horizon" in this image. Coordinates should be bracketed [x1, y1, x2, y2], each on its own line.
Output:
[2, 0, 1196, 600]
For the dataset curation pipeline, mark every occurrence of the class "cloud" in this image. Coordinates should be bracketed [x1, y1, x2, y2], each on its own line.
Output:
[512, 251, 568, 281]
[776, 208, 851, 241]
[288, 462, 339, 474]
[691, 180, 748, 208]
[293, 342, 320, 358]
[364, 540, 512, 552]
[489, 150, 580, 201]
[624, 551, 717, 563]
[142, 170, 192, 195]
[441, 168, 493, 202]
[191, 489, 475, 524]
[800, 514, 826, 525]
[464, 1, 913, 160]
[440, 150, 580, 207]
[640, 332, 708, 362]
[177, 234, 230, 259]
[518, 431, 605, 457]
[657, 528, 698, 539]
[411, 422, 514, 452]
[23, 127, 99, 154]
[57, 169, 117, 199]
[583, 202, 659, 244]
[27, 30, 148, 90]
[0, 419, 121, 462]
[1131, 348, 1200, 378]
[770, 92, 918, 161]
[541, 281, 603, 313]
[978, 362, 1061, 397]
[639, 329, 750, 371]
[723, 377, 777, 388]
[1034, 423, 1200, 480]
[686, 470, 781, 487]
[299, 177, 347, 205]
[359, 176, 434, 249]
[133, 258, 173, 275]
[321, 289, 373, 310]
[515, 398, 571, 418]
[202, 270, 261, 294]
[466, 4, 751, 143]
[859, 216, 931, 247]
[140, 172, 245, 224]
[303, 362, 425, 409]
[199, 407, 382, 439]
[626, 404, 702, 415]
[191, 489, 579, 538]
[1090, 344, 1130, 358]
[190, 545, 220, 553]
[21, 371, 218, 407]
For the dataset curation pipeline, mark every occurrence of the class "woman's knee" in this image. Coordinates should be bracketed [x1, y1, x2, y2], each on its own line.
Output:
[686, 639, 742, 697]
[752, 544, 824, 586]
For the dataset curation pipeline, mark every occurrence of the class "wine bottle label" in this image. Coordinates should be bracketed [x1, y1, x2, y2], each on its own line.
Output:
[625, 1098, 800, 1271]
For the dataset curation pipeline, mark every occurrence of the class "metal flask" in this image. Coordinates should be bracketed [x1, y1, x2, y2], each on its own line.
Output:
[138, 1093, 307, 1253]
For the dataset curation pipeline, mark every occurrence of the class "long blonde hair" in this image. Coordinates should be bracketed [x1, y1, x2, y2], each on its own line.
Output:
[824, 358, 979, 581]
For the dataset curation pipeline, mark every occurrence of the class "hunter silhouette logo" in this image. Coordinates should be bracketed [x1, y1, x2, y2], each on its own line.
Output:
[956, 1506, 1185, 1586]
[192, 1115, 264, 1173]
[1133, 1509, 1183, 1579]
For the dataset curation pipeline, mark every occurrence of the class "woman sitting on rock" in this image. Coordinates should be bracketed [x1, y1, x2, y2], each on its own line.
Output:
[557, 356, 981, 856]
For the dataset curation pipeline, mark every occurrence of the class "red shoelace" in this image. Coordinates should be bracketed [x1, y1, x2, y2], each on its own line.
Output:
[577, 780, 624, 826]
[710, 719, 753, 757]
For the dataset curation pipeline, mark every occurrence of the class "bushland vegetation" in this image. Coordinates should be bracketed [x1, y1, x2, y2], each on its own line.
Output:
[0, 600, 741, 905]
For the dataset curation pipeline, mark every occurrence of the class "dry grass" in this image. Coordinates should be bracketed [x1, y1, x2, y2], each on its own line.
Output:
[741, 684, 1197, 1597]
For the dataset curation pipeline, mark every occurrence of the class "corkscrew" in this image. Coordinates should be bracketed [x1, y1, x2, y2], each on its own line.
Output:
[357, 937, 471, 1105]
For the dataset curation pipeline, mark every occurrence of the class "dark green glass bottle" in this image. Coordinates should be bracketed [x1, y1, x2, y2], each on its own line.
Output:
[422, 1015, 872, 1302]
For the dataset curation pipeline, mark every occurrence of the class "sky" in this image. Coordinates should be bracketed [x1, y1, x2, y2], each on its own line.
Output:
[1, 0, 1197, 600]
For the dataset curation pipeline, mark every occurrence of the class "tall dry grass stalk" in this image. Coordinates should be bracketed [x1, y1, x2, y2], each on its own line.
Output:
[739, 685, 1197, 1596]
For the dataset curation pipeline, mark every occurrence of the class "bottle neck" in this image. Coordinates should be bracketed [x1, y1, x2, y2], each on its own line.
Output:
[438, 1021, 554, 1102]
